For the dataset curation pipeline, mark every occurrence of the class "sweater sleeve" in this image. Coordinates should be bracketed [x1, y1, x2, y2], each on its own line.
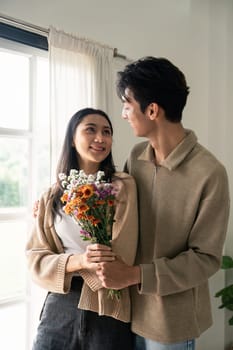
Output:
[139, 165, 230, 296]
[26, 190, 75, 293]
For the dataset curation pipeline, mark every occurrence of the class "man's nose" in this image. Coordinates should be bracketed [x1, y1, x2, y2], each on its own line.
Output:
[121, 109, 128, 120]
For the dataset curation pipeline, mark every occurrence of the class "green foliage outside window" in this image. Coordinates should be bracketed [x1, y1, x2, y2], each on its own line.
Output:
[0, 181, 20, 206]
[0, 141, 27, 208]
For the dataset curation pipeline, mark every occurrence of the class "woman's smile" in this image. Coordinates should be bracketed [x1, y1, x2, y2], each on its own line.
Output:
[90, 143, 106, 152]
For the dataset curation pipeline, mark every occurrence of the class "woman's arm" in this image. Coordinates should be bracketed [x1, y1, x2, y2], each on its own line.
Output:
[26, 191, 115, 293]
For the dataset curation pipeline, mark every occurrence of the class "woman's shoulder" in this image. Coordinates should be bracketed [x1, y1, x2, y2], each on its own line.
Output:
[38, 184, 56, 204]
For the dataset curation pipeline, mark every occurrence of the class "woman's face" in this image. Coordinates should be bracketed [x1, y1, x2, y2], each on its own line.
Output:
[73, 114, 113, 173]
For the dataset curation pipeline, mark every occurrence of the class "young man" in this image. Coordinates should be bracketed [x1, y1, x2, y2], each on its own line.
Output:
[96, 57, 230, 350]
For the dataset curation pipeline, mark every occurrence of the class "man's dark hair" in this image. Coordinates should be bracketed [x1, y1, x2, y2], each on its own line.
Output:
[116, 56, 190, 122]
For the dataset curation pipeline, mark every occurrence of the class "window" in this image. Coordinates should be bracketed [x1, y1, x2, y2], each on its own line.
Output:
[0, 36, 49, 350]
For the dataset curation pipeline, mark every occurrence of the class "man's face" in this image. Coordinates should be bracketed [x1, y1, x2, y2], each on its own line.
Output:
[121, 88, 152, 137]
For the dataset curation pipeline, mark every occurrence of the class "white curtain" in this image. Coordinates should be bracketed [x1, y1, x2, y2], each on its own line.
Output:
[48, 26, 114, 180]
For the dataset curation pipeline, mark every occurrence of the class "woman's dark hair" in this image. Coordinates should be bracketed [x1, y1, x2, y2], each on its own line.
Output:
[116, 56, 190, 122]
[51, 107, 116, 216]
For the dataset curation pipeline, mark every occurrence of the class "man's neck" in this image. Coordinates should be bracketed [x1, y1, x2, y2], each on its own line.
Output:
[150, 123, 186, 165]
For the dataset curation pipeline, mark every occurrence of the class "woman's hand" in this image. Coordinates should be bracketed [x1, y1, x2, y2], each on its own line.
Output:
[66, 244, 116, 273]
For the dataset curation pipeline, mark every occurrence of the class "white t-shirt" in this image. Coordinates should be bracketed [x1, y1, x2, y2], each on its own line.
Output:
[54, 209, 89, 254]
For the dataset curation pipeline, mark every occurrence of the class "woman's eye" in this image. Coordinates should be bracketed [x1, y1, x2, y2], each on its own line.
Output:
[86, 127, 95, 133]
[103, 129, 111, 136]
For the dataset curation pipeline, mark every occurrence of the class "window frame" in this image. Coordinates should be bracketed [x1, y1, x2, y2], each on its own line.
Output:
[0, 35, 49, 303]
[0, 22, 48, 51]
[0, 27, 50, 350]
[0, 36, 48, 218]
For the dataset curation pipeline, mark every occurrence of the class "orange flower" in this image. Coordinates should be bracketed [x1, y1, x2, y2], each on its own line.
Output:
[61, 193, 68, 203]
[78, 203, 89, 213]
[80, 184, 95, 198]
[76, 212, 86, 220]
[108, 199, 115, 206]
[95, 200, 106, 206]
[64, 204, 73, 215]
[92, 218, 101, 226]
[72, 196, 84, 206]
[86, 215, 100, 226]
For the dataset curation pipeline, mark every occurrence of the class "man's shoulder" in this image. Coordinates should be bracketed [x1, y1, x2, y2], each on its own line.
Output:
[190, 143, 228, 184]
[130, 141, 149, 156]
[195, 143, 226, 170]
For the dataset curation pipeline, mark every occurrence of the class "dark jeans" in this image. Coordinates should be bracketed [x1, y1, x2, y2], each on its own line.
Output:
[135, 335, 195, 350]
[32, 277, 135, 350]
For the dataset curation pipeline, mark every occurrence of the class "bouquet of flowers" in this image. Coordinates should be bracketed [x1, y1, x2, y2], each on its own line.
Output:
[58, 169, 120, 299]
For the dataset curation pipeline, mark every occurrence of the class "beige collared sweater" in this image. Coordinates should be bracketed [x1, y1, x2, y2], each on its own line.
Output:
[26, 172, 138, 323]
[125, 130, 230, 343]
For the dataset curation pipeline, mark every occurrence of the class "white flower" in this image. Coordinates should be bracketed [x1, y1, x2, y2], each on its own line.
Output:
[87, 174, 96, 183]
[59, 169, 107, 189]
[96, 171, 105, 183]
[58, 173, 67, 181]
[61, 180, 68, 188]
[70, 169, 79, 177]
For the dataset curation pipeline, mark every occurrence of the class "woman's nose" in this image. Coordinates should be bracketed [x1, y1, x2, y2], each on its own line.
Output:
[94, 132, 103, 142]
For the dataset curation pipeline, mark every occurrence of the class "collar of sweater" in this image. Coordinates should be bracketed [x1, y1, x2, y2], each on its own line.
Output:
[138, 129, 197, 171]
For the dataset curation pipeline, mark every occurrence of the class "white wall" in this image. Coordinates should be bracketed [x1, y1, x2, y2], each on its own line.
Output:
[1, 1, 232, 348]
[111, 57, 139, 170]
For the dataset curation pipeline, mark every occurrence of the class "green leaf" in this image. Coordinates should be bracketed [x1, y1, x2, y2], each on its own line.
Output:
[216, 285, 233, 311]
[215, 284, 233, 298]
[229, 315, 233, 326]
[221, 256, 233, 269]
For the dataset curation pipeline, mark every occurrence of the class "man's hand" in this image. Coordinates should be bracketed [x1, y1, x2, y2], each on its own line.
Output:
[96, 257, 141, 290]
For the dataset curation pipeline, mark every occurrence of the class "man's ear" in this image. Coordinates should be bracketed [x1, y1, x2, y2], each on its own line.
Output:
[146, 103, 159, 120]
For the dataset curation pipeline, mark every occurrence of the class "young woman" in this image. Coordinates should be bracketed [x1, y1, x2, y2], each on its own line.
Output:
[26, 107, 138, 350]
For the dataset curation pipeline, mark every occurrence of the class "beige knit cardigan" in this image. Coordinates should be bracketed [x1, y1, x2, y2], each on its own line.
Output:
[26, 172, 138, 322]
